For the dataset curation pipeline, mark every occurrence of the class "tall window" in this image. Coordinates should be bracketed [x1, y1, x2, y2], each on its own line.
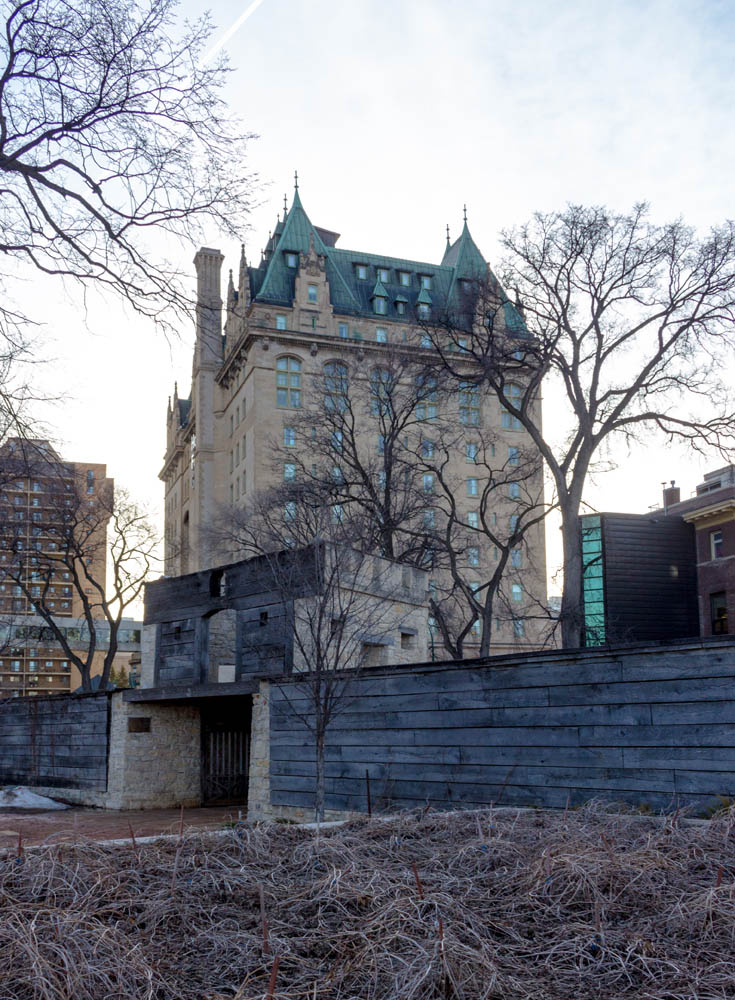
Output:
[307, 284, 318, 304]
[509, 482, 520, 499]
[459, 382, 480, 426]
[468, 547, 480, 566]
[423, 473, 434, 493]
[501, 383, 523, 429]
[283, 463, 296, 481]
[283, 426, 296, 447]
[375, 327, 387, 343]
[466, 442, 478, 462]
[422, 440, 435, 458]
[466, 478, 479, 497]
[416, 375, 438, 421]
[711, 529, 724, 559]
[467, 511, 479, 528]
[512, 583, 523, 603]
[711, 591, 728, 634]
[373, 296, 387, 315]
[513, 619, 525, 638]
[324, 362, 349, 412]
[338, 322, 349, 338]
[276, 357, 302, 408]
[508, 446, 519, 466]
[370, 367, 394, 416]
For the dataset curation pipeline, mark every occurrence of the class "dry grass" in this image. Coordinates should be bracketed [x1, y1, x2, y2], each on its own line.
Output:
[1, 802, 735, 999]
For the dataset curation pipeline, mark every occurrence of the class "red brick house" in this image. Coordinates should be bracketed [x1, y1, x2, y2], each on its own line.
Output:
[662, 466, 735, 637]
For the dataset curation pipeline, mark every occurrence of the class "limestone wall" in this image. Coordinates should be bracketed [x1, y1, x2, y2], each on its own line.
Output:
[105, 694, 201, 809]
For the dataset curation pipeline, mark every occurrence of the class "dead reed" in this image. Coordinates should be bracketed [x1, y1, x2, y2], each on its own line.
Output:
[1, 801, 734, 999]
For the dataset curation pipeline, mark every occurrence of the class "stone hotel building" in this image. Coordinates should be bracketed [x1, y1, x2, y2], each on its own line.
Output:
[161, 184, 548, 655]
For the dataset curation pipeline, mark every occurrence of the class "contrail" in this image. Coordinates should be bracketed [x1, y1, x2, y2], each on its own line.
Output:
[200, 0, 268, 66]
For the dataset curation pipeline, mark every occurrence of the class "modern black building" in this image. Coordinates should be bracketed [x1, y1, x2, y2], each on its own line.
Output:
[580, 512, 698, 646]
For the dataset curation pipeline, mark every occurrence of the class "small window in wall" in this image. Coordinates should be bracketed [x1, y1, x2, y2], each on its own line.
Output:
[285, 252, 298, 268]
[338, 322, 349, 338]
[375, 327, 387, 343]
[128, 717, 151, 733]
[276, 314, 287, 330]
[355, 264, 368, 280]
[307, 284, 318, 304]
[400, 631, 416, 649]
[711, 529, 724, 559]
[711, 591, 728, 634]
[399, 271, 411, 287]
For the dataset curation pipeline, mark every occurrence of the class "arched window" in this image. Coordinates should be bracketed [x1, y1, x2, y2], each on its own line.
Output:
[500, 383, 522, 430]
[324, 361, 348, 412]
[276, 357, 302, 408]
[370, 367, 394, 416]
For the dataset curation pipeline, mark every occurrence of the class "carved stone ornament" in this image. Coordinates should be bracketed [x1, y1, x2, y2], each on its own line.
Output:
[310, 342, 318, 356]
[261, 337, 270, 351]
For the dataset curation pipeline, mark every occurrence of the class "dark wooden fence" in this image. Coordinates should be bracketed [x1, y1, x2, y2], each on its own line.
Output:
[0, 692, 110, 790]
[269, 638, 735, 814]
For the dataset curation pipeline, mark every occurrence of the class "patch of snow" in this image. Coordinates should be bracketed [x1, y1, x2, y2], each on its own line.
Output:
[0, 786, 69, 810]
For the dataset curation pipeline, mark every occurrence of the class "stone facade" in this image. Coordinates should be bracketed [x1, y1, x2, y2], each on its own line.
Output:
[105, 694, 201, 810]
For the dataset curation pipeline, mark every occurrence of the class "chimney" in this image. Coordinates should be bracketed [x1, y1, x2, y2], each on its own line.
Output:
[662, 480, 680, 512]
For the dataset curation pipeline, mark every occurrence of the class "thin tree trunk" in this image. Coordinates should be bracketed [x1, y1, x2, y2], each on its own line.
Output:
[560, 506, 585, 648]
[315, 732, 326, 823]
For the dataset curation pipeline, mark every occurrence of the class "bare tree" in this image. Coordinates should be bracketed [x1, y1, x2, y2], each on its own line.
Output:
[228, 497, 425, 822]
[247, 347, 552, 657]
[424, 204, 735, 647]
[0, 446, 157, 690]
[414, 423, 550, 657]
[0, 0, 256, 337]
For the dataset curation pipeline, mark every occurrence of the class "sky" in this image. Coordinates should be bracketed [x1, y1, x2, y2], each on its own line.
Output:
[27, 0, 735, 593]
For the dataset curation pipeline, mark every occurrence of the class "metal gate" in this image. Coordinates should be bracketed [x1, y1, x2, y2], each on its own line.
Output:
[201, 703, 251, 805]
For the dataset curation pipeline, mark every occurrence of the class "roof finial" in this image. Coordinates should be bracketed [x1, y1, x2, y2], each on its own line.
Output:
[294, 169, 299, 191]
[283, 192, 288, 215]
[446, 223, 451, 246]
[463, 204, 468, 224]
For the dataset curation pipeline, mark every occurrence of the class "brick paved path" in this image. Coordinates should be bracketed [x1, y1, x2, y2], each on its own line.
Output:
[0, 804, 245, 848]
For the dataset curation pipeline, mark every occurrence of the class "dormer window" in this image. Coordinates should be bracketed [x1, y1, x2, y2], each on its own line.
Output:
[420, 275, 433, 290]
[285, 252, 298, 268]
[399, 271, 411, 287]
[307, 283, 318, 304]
[396, 301, 406, 316]
[377, 267, 390, 283]
[355, 264, 368, 280]
[417, 303, 430, 319]
[373, 296, 387, 315]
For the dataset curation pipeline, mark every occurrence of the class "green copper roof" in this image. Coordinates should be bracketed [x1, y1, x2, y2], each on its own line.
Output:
[248, 190, 525, 333]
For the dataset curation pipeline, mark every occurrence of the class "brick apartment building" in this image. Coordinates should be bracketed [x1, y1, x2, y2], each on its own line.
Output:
[0, 438, 141, 695]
